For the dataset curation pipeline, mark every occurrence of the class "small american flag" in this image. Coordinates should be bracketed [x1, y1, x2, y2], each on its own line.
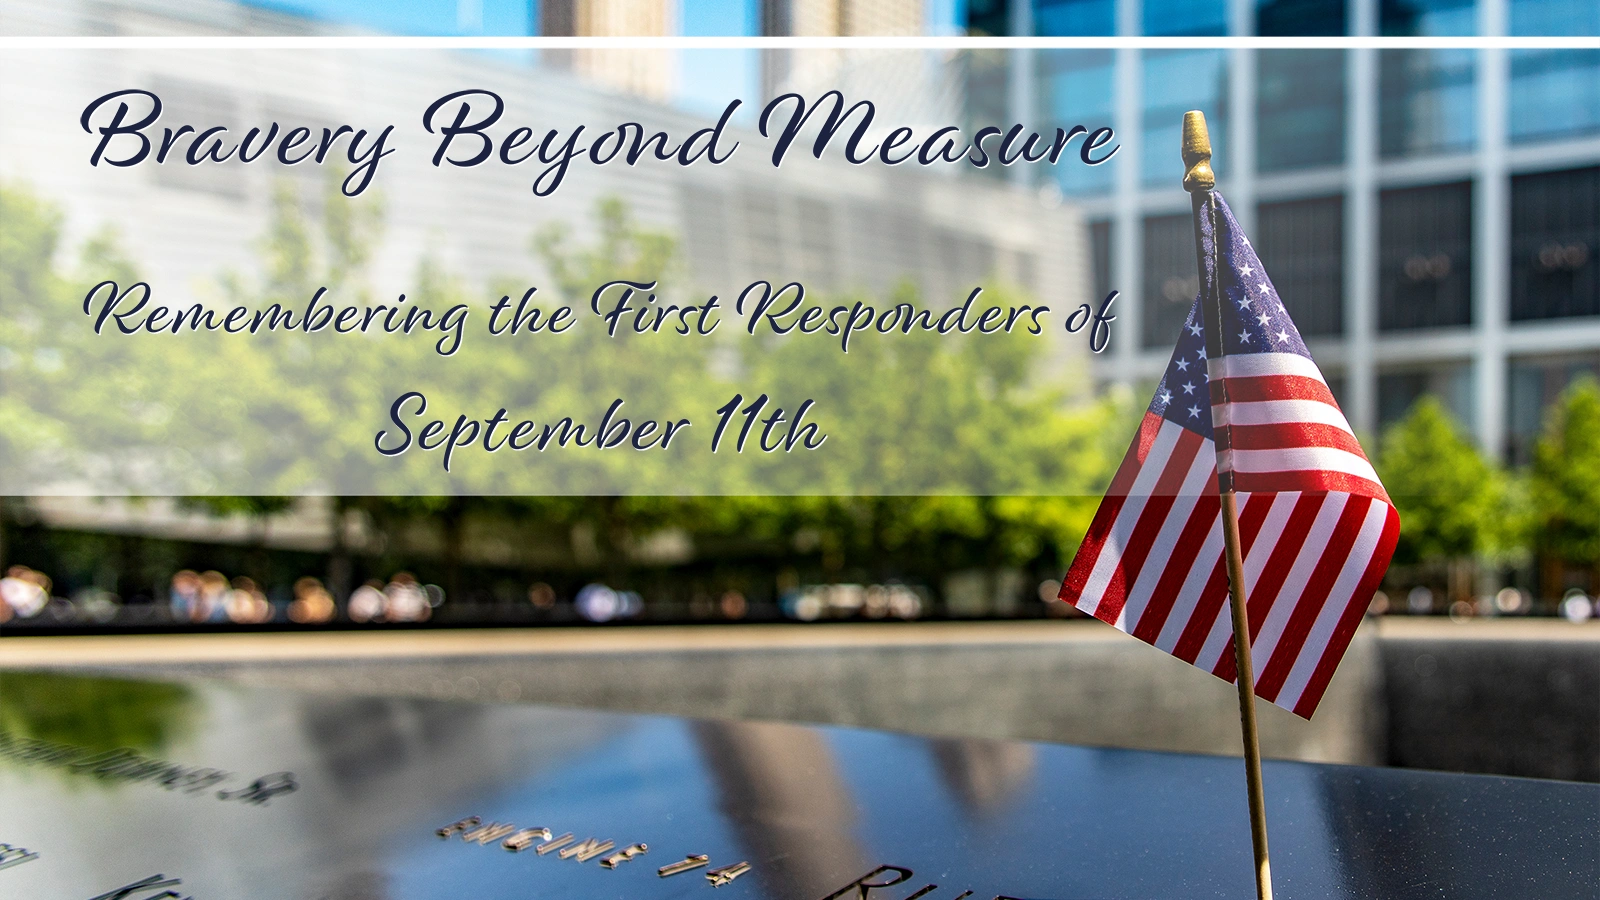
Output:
[1061, 193, 1399, 719]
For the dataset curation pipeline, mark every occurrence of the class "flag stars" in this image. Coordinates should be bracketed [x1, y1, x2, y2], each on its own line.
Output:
[1175, 358, 1190, 371]
[1187, 322, 1202, 336]
[1238, 329, 1253, 343]
[1187, 405, 1202, 419]
[1239, 265, 1253, 276]
[1274, 328, 1290, 344]
[1258, 282, 1270, 294]
[1238, 296, 1254, 310]
[1182, 382, 1196, 395]
[1256, 312, 1271, 327]
[1158, 390, 1172, 405]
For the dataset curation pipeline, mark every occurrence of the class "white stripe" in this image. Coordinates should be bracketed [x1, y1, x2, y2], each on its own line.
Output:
[1, 37, 1592, 50]
[1115, 448, 1218, 632]
[1219, 446, 1381, 484]
[1213, 398, 1355, 432]
[1075, 421, 1184, 616]
[1193, 492, 1301, 674]
[1274, 501, 1389, 712]
[1151, 497, 1234, 655]
[1208, 352, 1327, 383]
[1248, 494, 1350, 674]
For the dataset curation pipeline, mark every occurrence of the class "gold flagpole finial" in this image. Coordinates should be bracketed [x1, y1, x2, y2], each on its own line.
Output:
[1182, 110, 1215, 193]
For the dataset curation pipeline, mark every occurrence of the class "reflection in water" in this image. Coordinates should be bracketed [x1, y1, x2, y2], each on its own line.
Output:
[277, 692, 625, 900]
[299, 696, 484, 792]
[311, 868, 390, 900]
[929, 738, 1035, 817]
[0, 671, 194, 756]
[692, 720, 868, 900]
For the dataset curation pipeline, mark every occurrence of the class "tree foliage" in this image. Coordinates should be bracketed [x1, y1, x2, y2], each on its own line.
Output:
[1530, 377, 1600, 568]
[1377, 396, 1515, 564]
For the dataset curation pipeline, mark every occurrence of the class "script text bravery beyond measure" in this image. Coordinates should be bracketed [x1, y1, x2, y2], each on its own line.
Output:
[79, 88, 1118, 197]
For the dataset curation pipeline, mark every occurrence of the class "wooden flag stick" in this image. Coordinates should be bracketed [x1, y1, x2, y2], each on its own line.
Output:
[1182, 109, 1275, 900]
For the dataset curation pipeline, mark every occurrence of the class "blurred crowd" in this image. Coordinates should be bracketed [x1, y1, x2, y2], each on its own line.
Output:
[1, 562, 1596, 628]
[0, 565, 446, 627]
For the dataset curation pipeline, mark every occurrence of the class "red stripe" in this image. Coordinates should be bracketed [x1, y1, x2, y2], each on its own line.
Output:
[1256, 498, 1373, 701]
[1213, 493, 1325, 682]
[1171, 494, 1271, 664]
[1129, 493, 1221, 643]
[1216, 374, 1338, 406]
[1059, 413, 1165, 604]
[1232, 469, 1390, 505]
[1222, 422, 1368, 459]
[1292, 504, 1401, 718]
[1094, 429, 1204, 624]
[1131, 411, 1164, 470]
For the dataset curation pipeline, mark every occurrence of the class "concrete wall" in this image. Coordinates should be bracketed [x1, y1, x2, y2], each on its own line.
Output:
[2, 618, 1594, 780]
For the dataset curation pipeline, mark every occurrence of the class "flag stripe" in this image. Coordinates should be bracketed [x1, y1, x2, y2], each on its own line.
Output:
[1211, 397, 1353, 432]
[1232, 469, 1390, 504]
[1116, 446, 1219, 631]
[1222, 422, 1367, 459]
[1273, 502, 1393, 711]
[1219, 446, 1382, 484]
[1212, 374, 1339, 407]
[1096, 428, 1206, 624]
[1209, 351, 1325, 381]
[1212, 492, 1326, 682]
[1243, 493, 1353, 690]
[1059, 413, 1162, 608]
[1256, 495, 1369, 701]
[1151, 501, 1229, 654]
[1291, 505, 1402, 717]
[1131, 492, 1221, 644]
[1075, 421, 1188, 616]
[1172, 493, 1271, 665]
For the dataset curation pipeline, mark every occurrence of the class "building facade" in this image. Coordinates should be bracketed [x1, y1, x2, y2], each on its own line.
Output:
[978, 0, 1600, 462]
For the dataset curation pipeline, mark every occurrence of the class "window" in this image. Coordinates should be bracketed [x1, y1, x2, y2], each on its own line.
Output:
[737, 187, 784, 277]
[1507, 354, 1600, 464]
[963, 49, 1009, 183]
[796, 197, 837, 291]
[1378, 182, 1473, 331]
[681, 184, 731, 289]
[151, 78, 245, 200]
[1379, 0, 1476, 161]
[1256, 0, 1346, 35]
[1255, 196, 1344, 336]
[967, 0, 1014, 35]
[1090, 219, 1113, 305]
[1142, 0, 1228, 36]
[1142, 50, 1228, 186]
[1379, 50, 1475, 157]
[1041, 49, 1116, 195]
[1033, 0, 1117, 36]
[1142, 213, 1200, 348]
[1378, 365, 1474, 431]
[1510, 167, 1599, 321]
[1509, 50, 1600, 143]
[1257, 50, 1346, 171]
[1510, 0, 1600, 36]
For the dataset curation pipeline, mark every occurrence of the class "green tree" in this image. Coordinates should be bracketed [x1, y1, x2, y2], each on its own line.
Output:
[1377, 397, 1516, 602]
[1530, 377, 1600, 573]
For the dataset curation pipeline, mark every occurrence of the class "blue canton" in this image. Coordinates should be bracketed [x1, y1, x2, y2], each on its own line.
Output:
[1145, 192, 1314, 443]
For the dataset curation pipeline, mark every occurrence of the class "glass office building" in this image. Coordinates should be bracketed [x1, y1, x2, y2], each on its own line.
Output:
[997, 0, 1600, 463]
